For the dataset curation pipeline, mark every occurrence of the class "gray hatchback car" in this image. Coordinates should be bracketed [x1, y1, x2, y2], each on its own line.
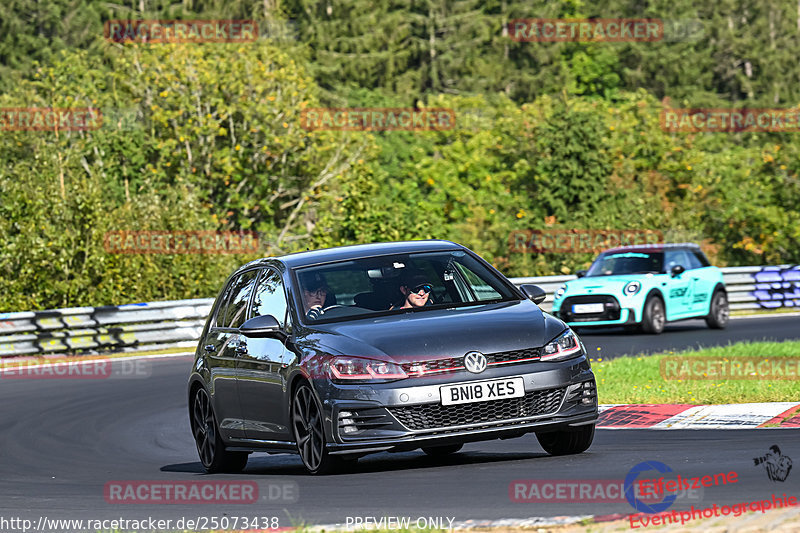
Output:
[188, 240, 598, 474]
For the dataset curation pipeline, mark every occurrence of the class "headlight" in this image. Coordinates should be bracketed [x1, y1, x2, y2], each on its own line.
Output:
[541, 329, 582, 361]
[623, 281, 641, 296]
[555, 284, 567, 299]
[328, 356, 407, 382]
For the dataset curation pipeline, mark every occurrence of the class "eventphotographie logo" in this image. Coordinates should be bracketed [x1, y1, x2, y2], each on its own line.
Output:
[0, 108, 102, 131]
[104, 20, 258, 43]
[300, 108, 455, 131]
[754, 445, 793, 482]
[508, 18, 663, 42]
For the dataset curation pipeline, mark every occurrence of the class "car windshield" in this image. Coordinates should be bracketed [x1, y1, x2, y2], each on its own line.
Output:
[293, 250, 518, 323]
[585, 251, 663, 276]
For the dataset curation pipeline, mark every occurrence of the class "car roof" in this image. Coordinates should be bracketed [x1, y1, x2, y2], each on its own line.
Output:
[602, 242, 702, 254]
[233, 240, 464, 274]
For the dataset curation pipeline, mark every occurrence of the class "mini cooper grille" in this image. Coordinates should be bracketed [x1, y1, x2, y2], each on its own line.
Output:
[389, 387, 565, 430]
[559, 295, 621, 322]
[400, 349, 541, 376]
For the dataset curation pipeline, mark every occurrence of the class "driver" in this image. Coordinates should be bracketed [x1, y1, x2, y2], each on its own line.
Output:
[300, 272, 331, 320]
[390, 273, 434, 310]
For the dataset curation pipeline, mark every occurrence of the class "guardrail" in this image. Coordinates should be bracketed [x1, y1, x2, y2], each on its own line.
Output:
[0, 265, 797, 358]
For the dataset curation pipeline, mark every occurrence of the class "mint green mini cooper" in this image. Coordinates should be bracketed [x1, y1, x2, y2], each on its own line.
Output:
[551, 243, 729, 334]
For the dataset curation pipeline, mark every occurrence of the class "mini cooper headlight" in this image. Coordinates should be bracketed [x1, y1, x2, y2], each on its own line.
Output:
[623, 281, 641, 296]
[541, 329, 582, 361]
[555, 284, 567, 299]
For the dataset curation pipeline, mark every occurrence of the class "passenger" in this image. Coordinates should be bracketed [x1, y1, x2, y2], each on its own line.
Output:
[300, 273, 330, 320]
[390, 273, 434, 310]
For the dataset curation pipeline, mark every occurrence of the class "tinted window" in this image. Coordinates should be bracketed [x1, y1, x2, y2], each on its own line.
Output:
[686, 252, 704, 270]
[251, 269, 288, 328]
[693, 251, 710, 267]
[665, 250, 691, 272]
[217, 270, 259, 328]
[586, 252, 663, 276]
[293, 250, 516, 323]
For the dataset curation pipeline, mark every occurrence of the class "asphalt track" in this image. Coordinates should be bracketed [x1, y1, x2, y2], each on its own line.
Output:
[1, 315, 799, 529]
[577, 313, 800, 359]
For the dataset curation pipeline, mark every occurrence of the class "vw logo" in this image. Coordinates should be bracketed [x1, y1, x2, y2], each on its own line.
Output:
[464, 351, 487, 374]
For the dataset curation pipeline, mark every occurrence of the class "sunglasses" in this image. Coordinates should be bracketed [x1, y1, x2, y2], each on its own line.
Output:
[408, 284, 433, 295]
[304, 286, 328, 296]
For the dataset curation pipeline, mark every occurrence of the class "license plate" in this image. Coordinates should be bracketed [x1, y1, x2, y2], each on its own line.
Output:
[440, 377, 525, 406]
[572, 303, 604, 314]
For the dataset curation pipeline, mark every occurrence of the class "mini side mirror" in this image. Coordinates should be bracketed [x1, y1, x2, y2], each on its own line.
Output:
[240, 314, 283, 338]
[520, 284, 547, 305]
[671, 265, 685, 277]
[576, 270, 587, 278]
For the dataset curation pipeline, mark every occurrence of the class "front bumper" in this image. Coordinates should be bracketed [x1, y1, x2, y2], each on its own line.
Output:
[316, 356, 598, 454]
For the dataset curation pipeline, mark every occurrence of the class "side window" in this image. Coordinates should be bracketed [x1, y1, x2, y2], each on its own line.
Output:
[251, 269, 289, 329]
[686, 252, 704, 270]
[693, 251, 710, 267]
[453, 262, 502, 301]
[664, 250, 690, 272]
[217, 270, 259, 329]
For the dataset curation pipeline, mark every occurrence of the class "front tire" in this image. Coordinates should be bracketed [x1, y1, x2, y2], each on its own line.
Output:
[641, 295, 666, 334]
[536, 425, 595, 456]
[191, 388, 249, 473]
[291, 382, 347, 475]
[705, 290, 729, 329]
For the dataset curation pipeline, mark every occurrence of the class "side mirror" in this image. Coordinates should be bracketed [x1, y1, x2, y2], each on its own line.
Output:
[520, 284, 547, 305]
[670, 265, 685, 277]
[576, 270, 587, 278]
[240, 314, 284, 338]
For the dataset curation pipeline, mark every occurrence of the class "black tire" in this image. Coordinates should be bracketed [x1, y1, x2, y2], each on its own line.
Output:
[705, 290, 729, 329]
[641, 295, 666, 334]
[422, 443, 463, 456]
[291, 382, 347, 475]
[191, 388, 249, 473]
[536, 425, 595, 456]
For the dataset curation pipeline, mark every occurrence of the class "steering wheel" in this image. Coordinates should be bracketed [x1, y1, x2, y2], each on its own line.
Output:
[322, 305, 345, 311]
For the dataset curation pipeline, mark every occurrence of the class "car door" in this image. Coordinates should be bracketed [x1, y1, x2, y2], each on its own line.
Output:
[663, 250, 694, 319]
[203, 270, 259, 440]
[235, 268, 293, 442]
[687, 251, 714, 315]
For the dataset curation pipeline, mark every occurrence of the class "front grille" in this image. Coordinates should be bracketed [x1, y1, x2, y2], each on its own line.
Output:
[388, 387, 565, 430]
[400, 348, 541, 377]
[560, 295, 621, 322]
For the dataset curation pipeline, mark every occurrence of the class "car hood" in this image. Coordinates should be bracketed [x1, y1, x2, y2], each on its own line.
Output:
[303, 300, 568, 362]
[566, 274, 655, 294]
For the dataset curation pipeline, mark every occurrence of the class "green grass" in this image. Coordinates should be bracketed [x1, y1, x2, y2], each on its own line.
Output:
[591, 340, 800, 404]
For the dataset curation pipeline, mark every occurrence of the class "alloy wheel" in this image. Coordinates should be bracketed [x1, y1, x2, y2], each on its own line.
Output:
[192, 388, 216, 467]
[292, 384, 325, 472]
